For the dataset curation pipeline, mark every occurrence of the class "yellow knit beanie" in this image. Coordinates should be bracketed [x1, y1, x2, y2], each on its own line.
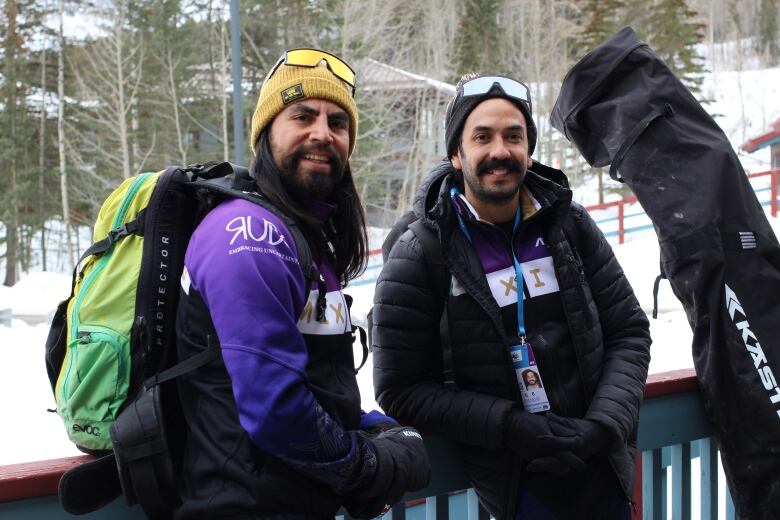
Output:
[250, 60, 358, 156]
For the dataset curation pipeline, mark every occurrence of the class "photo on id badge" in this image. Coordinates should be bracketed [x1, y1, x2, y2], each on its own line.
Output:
[509, 343, 550, 413]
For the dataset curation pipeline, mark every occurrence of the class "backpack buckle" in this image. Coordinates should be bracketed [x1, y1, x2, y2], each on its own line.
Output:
[108, 224, 129, 245]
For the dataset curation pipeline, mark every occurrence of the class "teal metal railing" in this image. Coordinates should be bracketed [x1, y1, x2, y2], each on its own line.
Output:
[1, 369, 735, 520]
[636, 369, 735, 520]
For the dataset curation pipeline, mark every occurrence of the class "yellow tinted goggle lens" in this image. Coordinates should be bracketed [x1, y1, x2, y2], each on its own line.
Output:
[278, 49, 356, 91]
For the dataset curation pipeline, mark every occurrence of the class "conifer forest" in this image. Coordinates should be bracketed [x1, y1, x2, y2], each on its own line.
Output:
[1, 0, 779, 285]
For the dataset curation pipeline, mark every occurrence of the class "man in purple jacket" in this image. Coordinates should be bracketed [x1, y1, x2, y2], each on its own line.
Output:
[175, 49, 430, 519]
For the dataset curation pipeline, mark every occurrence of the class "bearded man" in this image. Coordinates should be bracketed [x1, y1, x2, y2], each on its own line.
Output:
[175, 49, 430, 519]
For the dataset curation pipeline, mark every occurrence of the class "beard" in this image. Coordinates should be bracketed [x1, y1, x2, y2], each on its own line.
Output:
[277, 144, 346, 201]
[461, 156, 527, 204]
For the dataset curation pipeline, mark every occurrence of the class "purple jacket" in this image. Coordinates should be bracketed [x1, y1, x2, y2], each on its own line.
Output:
[183, 198, 356, 463]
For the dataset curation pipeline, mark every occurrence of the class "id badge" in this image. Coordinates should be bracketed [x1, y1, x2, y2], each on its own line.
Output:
[509, 342, 550, 413]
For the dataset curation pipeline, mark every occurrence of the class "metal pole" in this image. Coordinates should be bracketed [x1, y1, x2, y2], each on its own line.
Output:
[230, 0, 244, 165]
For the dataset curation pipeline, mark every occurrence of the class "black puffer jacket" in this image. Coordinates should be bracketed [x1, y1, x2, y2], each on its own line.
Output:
[372, 161, 651, 519]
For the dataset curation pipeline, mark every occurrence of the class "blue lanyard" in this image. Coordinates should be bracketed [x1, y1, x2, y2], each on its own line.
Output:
[510, 209, 526, 342]
[451, 188, 527, 342]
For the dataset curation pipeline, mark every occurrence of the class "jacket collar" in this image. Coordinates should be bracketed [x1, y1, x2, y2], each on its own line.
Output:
[300, 199, 337, 223]
[414, 159, 573, 231]
[451, 186, 542, 224]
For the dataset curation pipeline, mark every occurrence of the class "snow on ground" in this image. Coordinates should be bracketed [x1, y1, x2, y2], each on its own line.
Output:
[0, 226, 701, 465]
[0, 320, 82, 464]
[4, 214, 780, 465]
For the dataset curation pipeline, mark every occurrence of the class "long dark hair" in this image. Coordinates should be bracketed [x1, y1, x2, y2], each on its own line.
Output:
[251, 130, 368, 284]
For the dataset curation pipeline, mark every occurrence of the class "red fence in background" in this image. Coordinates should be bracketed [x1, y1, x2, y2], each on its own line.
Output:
[360, 168, 780, 261]
[747, 168, 780, 217]
[584, 195, 640, 245]
[580, 168, 780, 245]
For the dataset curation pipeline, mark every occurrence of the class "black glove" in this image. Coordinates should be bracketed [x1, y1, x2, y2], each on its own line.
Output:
[281, 425, 429, 502]
[525, 450, 586, 476]
[546, 412, 612, 460]
[355, 426, 431, 499]
[524, 413, 612, 476]
[502, 408, 580, 460]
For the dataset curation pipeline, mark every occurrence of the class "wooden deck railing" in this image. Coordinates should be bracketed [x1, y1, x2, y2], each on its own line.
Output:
[1, 368, 738, 520]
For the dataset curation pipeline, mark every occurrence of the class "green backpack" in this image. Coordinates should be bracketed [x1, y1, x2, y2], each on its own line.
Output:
[44, 162, 312, 516]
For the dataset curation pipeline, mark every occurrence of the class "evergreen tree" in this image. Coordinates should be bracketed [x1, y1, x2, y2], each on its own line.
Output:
[0, 0, 40, 284]
[641, 0, 707, 95]
[574, 0, 627, 59]
[758, 0, 779, 65]
[453, 0, 504, 79]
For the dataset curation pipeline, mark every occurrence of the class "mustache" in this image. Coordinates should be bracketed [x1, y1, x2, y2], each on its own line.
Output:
[476, 157, 524, 176]
[291, 144, 344, 174]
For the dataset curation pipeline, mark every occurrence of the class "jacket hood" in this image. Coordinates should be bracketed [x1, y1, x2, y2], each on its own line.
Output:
[413, 159, 454, 224]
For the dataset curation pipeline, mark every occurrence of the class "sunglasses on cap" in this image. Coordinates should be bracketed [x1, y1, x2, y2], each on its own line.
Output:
[459, 75, 532, 113]
[268, 48, 356, 96]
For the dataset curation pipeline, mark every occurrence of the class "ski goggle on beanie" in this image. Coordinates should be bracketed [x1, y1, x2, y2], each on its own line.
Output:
[250, 48, 358, 156]
[445, 75, 537, 158]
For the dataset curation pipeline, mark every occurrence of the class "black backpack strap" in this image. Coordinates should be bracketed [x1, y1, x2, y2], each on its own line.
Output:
[353, 324, 369, 373]
[77, 209, 147, 267]
[144, 336, 220, 390]
[111, 335, 222, 518]
[609, 103, 676, 182]
[652, 259, 666, 320]
[58, 453, 121, 515]
[408, 220, 455, 388]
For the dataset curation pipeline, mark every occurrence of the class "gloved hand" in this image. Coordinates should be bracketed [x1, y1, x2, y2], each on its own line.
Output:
[354, 426, 431, 499]
[502, 408, 580, 460]
[525, 450, 585, 476]
[341, 420, 404, 520]
[524, 413, 612, 476]
[281, 425, 429, 501]
[546, 412, 612, 460]
[359, 410, 400, 434]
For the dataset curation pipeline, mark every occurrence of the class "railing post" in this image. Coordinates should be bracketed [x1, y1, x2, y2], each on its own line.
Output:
[466, 489, 489, 520]
[699, 437, 718, 520]
[425, 495, 449, 520]
[618, 201, 625, 244]
[726, 488, 736, 520]
[642, 449, 663, 520]
[389, 502, 406, 519]
[671, 442, 692, 520]
[771, 170, 778, 217]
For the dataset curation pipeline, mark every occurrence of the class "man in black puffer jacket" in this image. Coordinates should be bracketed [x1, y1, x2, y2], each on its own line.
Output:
[372, 74, 651, 519]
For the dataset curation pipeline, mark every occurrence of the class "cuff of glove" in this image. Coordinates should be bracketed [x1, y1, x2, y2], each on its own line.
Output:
[353, 427, 430, 498]
[360, 410, 400, 434]
[280, 431, 376, 496]
[583, 416, 619, 454]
